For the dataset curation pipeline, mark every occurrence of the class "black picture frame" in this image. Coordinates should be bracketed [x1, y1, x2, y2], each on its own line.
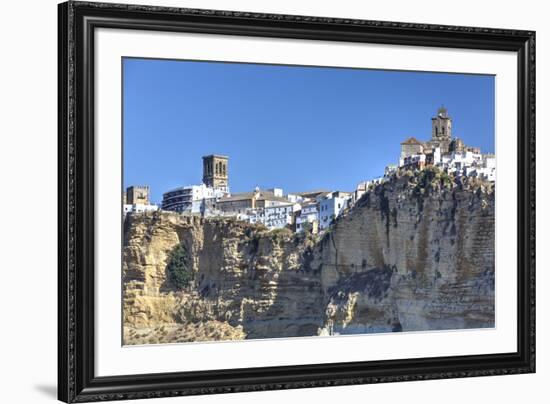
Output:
[58, 1, 536, 402]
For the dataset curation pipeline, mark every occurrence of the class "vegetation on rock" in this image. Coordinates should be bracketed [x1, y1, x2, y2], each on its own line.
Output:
[166, 243, 192, 288]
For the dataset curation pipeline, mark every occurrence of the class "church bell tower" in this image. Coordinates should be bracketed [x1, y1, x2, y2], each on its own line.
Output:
[431, 106, 452, 141]
[202, 154, 229, 192]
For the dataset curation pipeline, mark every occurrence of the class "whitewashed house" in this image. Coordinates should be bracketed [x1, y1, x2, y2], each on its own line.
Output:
[286, 193, 304, 203]
[245, 203, 300, 230]
[318, 191, 351, 230]
[401, 153, 427, 169]
[266, 188, 284, 197]
[265, 203, 300, 229]
[384, 164, 398, 176]
[296, 202, 319, 233]
[123, 203, 158, 216]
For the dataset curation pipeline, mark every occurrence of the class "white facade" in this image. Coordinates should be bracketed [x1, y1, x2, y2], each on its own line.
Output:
[123, 203, 159, 215]
[319, 192, 351, 230]
[246, 203, 300, 229]
[296, 203, 319, 233]
[473, 166, 496, 182]
[264, 203, 299, 229]
[484, 155, 496, 169]
[401, 153, 426, 168]
[384, 164, 397, 176]
[162, 183, 226, 213]
[353, 177, 386, 205]
[267, 188, 284, 197]
[286, 193, 304, 203]
[438, 151, 484, 177]
[433, 147, 442, 165]
[353, 182, 369, 204]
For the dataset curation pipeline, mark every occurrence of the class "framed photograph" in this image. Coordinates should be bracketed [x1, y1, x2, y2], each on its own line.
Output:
[58, 1, 535, 402]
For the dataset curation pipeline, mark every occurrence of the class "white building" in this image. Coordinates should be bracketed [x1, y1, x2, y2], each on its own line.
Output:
[246, 203, 300, 229]
[433, 146, 442, 165]
[352, 177, 387, 205]
[436, 151, 484, 177]
[446, 151, 480, 167]
[353, 182, 369, 205]
[161, 183, 226, 213]
[397, 145, 495, 183]
[286, 193, 304, 203]
[476, 166, 496, 182]
[384, 164, 398, 177]
[266, 188, 284, 197]
[264, 203, 300, 229]
[484, 154, 496, 169]
[471, 155, 496, 182]
[296, 202, 319, 233]
[401, 153, 427, 169]
[318, 192, 351, 230]
[123, 203, 159, 216]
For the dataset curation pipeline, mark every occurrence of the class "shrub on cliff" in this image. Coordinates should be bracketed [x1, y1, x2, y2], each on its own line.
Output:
[439, 171, 453, 189]
[166, 244, 192, 289]
[412, 166, 455, 192]
[270, 227, 293, 241]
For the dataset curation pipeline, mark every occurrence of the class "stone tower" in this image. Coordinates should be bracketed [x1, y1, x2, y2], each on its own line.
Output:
[431, 106, 452, 141]
[126, 185, 150, 205]
[202, 154, 229, 191]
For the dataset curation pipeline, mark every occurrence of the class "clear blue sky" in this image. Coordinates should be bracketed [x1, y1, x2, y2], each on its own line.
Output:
[123, 58, 495, 204]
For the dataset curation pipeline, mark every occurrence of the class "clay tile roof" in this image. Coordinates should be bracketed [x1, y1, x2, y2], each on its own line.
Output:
[218, 192, 255, 202]
[400, 137, 423, 145]
[257, 192, 289, 203]
[295, 190, 330, 197]
[218, 190, 289, 203]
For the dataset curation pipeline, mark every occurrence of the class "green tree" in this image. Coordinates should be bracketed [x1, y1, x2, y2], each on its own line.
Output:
[166, 244, 192, 288]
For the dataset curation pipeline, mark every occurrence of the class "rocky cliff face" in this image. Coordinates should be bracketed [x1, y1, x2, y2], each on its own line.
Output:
[123, 169, 495, 345]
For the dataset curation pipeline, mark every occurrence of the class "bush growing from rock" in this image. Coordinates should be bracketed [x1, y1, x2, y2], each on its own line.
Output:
[166, 243, 192, 288]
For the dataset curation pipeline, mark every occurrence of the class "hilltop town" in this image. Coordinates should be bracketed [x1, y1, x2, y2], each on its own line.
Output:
[123, 107, 496, 234]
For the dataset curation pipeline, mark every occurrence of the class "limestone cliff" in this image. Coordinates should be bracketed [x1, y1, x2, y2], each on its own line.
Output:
[123, 169, 494, 345]
[317, 169, 495, 334]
